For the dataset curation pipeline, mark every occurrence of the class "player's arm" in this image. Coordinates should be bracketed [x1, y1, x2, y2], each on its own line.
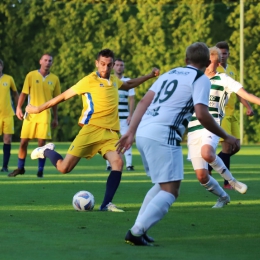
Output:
[16, 93, 28, 120]
[236, 95, 254, 116]
[119, 68, 159, 90]
[195, 104, 239, 149]
[127, 95, 135, 124]
[236, 88, 260, 106]
[116, 90, 155, 153]
[26, 88, 77, 114]
[11, 90, 19, 107]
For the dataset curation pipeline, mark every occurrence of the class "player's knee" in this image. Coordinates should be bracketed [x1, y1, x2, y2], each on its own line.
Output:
[201, 150, 215, 163]
[56, 164, 71, 174]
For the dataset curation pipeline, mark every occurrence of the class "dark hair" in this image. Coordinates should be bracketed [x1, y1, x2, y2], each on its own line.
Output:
[97, 49, 115, 61]
[0, 59, 3, 66]
[216, 41, 229, 51]
[114, 58, 124, 62]
[186, 42, 209, 67]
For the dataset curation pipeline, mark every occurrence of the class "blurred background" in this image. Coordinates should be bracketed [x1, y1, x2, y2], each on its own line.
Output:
[0, 0, 259, 143]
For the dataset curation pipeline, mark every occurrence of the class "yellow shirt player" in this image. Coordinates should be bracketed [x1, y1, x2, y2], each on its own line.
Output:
[26, 49, 159, 212]
[0, 59, 19, 172]
[8, 53, 61, 178]
[210, 42, 254, 189]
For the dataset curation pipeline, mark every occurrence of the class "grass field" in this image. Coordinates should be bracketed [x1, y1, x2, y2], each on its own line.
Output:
[0, 142, 260, 260]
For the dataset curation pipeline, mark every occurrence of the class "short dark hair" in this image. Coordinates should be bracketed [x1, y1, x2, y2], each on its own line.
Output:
[97, 49, 115, 61]
[114, 58, 124, 62]
[216, 41, 229, 51]
[186, 42, 209, 67]
[0, 59, 3, 66]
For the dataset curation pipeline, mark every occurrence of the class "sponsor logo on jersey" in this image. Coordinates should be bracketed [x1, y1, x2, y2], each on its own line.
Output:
[113, 83, 117, 88]
[100, 83, 104, 87]
[2, 82, 8, 86]
[36, 80, 39, 83]
[169, 69, 190, 75]
[145, 107, 160, 116]
[48, 81, 53, 85]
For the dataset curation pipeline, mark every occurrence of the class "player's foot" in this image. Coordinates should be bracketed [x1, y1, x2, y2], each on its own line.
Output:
[31, 143, 55, 160]
[99, 202, 124, 212]
[223, 183, 233, 190]
[106, 166, 112, 171]
[143, 233, 155, 243]
[212, 194, 230, 208]
[37, 171, 43, 178]
[8, 168, 25, 177]
[125, 230, 153, 246]
[229, 179, 247, 194]
[1, 167, 9, 172]
[126, 166, 135, 171]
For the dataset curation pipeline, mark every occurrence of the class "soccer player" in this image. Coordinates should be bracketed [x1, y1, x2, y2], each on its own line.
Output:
[0, 59, 19, 172]
[106, 58, 135, 171]
[187, 46, 260, 208]
[116, 42, 239, 246]
[8, 53, 61, 178]
[26, 49, 159, 212]
[208, 41, 254, 189]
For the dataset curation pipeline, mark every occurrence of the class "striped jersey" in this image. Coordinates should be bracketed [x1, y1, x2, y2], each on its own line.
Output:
[136, 66, 211, 144]
[23, 70, 61, 123]
[0, 74, 17, 118]
[188, 72, 242, 133]
[71, 72, 123, 130]
[118, 76, 135, 120]
[217, 64, 237, 116]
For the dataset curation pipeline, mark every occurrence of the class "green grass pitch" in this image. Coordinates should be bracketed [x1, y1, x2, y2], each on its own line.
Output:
[0, 143, 260, 260]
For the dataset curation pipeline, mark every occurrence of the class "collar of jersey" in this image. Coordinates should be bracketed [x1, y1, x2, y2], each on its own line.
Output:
[38, 69, 50, 78]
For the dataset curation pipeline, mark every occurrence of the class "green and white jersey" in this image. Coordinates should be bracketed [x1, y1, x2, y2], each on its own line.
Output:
[188, 72, 242, 133]
[136, 66, 211, 145]
[118, 76, 135, 120]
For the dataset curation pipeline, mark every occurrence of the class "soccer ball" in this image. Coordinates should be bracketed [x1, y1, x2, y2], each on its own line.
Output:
[72, 190, 95, 211]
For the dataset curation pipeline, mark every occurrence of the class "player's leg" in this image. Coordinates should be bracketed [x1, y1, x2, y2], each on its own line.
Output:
[120, 119, 134, 171]
[201, 140, 246, 194]
[126, 138, 181, 245]
[1, 117, 14, 172]
[100, 150, 124, 211]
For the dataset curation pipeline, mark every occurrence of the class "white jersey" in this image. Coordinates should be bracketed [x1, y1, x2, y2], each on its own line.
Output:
[118, 76, 135, 120]
[136, 66, 211, 144]
[188, 72, 242, 133]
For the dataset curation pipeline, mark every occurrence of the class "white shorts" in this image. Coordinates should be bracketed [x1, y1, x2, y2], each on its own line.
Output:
[119, 119, 129, 135]
[136, 136, 184, 183]
[187, 129, 219, 160]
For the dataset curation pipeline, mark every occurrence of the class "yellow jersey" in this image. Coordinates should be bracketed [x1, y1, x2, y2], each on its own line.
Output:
[0, 74, 17, 118]
[217, 64, 237, 116]
[23, 70, 61, 123]
[71, 72, 123, 130]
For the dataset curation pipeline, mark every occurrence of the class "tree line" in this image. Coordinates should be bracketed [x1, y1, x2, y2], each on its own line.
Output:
[0, 0, 259, 143]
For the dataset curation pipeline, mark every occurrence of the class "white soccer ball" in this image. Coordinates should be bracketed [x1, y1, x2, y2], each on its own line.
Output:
[72, 190, 95, 211]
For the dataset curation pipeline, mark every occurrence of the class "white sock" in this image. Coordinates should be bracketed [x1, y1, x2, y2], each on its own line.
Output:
[131, 190, 175, 235]
[136, 183, 161, 222]
[209, 156, 234, 181]
[124, 146, 133, 167]
[201, 175, 226, 197]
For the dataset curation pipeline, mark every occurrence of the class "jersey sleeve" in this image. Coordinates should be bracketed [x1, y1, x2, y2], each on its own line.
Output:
[128, 88, 135, 96]
[10, 76, 17, 92]
[71, 77, 90, 95]
[53, 76, 61, 97]
[192, 75, 211, 106]
[22, 73, 31, 94]
[223, 73, 242, 94]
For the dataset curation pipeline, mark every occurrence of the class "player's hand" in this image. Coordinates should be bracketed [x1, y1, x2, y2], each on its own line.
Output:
[246, 108, 254, 116]
[16, 107, 24, 120]
[25, 104, 40, 114]
[224, 134, 240, 152]
[116, 132, 135, 154]
[150, 67, 160, 78]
